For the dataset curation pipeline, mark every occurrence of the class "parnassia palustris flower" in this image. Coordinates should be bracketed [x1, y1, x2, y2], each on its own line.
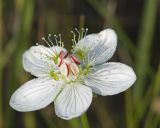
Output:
[10, 28, 136, 120]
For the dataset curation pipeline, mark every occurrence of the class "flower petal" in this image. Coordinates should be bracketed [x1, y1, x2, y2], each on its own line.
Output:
[23, 45, 65, 77]
[54, 83, 92, 120]
[73, 29, 117, 66]
[10, 78, 63, 112]
[84, 62, 136, 95]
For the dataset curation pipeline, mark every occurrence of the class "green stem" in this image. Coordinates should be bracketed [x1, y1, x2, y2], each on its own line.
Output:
[80, 113, 90, 128]
[23, 113, 36, 128]
[68, 118, 80, 128]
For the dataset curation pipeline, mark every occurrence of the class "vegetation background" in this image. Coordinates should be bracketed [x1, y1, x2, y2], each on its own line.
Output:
[0, 0, 159, 128]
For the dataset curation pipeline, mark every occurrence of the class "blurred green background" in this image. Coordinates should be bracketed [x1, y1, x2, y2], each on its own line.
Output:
[0, 0, 159, 128]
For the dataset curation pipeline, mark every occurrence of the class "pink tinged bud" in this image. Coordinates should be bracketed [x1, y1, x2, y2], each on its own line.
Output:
[70, 55, 81, 65]
[60, 63, 69, 77]
[70, 63, 79, 76]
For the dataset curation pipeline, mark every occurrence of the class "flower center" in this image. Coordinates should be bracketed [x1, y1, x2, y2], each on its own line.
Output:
[56, 50, 81, 82]
[37, 28, 90, 82]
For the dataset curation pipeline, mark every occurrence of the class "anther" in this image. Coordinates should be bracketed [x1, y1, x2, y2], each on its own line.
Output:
[59, 34, 62, 42]
[36, 43, 39, 46]
[42, 37, 45, 40]
[75, 28, 78, 31]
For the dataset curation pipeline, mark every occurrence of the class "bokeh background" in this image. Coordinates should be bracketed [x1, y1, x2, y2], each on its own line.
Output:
[0, 0, 160, 128]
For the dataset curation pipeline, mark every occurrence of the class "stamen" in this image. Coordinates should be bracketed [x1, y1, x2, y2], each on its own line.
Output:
[42, 37, 59, 56]
[48, 34, 54, 47]
[75, 28, 81, 41]
[81, 28, 85, 39]
[84, 28, 88, 37]
[48, 34, 59, 55]
[54, 35, 58, 46]
[42, 37, 52, 48]
[71, 31, 77, 46]
[58, 34, 62, 47]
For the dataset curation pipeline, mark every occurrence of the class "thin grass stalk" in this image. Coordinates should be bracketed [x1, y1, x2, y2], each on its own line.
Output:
[0, 67, 3, 128]
[4, 0, 24, 127]
[92, 99, 115, 128]
[0, 0, 2, 51]
[17, 0, 35, 128]
[125, 90, 134, 128]
[153, 115, 160, 128]
[0, 0, 3, 127]
[79, 15, 85, 30]
[133, 0, 158, 125]
[134, 0, 157, 100]
[40, 110, 60, 128]
[144, 65, 160, 128]
[6, 0, 35, 127]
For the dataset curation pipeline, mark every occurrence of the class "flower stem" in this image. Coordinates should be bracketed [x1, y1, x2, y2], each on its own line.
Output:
[80, 113, 90, 128]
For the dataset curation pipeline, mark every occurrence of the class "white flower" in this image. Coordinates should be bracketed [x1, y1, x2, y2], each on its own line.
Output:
[10, 28, 136, 120]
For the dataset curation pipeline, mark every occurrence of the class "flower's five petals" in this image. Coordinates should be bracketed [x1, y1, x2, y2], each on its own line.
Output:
[54, 83, 92, 120]
[10, 78, 63, 112]
[74, 29, 117, 66]
[10, 28, 136, 120]
[84, 62, 136, 95]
